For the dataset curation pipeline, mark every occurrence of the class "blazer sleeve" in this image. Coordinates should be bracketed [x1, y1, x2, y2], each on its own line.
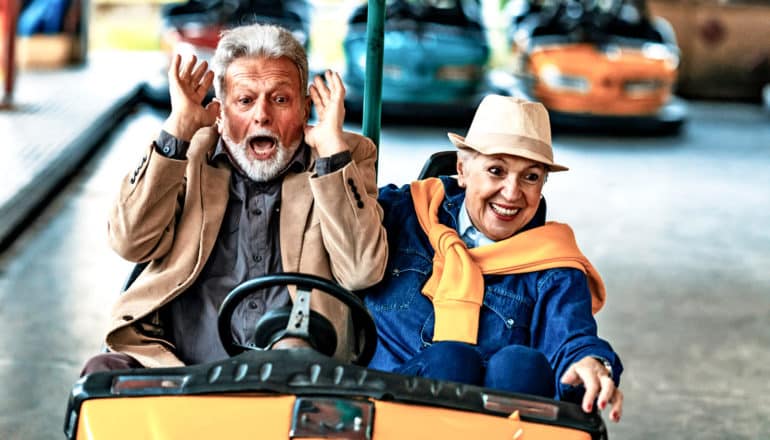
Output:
[107, 141, 187, 262]
[308, 131, 388, 290]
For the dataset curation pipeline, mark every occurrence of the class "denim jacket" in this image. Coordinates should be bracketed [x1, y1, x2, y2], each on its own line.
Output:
[362, 176, 623, 397]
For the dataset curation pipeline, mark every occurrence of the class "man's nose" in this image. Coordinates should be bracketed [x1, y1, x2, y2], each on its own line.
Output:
[251, 98, 271, 125]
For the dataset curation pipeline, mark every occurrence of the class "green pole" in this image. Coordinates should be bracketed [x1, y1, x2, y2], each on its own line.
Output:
[362, 0, 385, 171]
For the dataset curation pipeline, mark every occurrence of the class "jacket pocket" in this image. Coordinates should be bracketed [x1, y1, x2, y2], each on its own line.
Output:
[476, 285, 534, 358]
[364, 248, 432, 312]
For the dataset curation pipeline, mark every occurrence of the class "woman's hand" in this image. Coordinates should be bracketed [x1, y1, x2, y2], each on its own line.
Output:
[560, 356, 623, 422]
[162, 54, 220, 142]
[304, 70, 348, 157]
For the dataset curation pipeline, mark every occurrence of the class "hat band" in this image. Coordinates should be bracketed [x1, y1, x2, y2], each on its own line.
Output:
[464, 132, 553, 161]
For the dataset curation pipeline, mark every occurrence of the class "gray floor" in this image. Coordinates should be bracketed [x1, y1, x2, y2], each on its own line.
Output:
[1, 101, 769, 439]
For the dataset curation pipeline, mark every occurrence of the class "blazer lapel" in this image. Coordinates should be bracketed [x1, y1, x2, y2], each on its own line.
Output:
[191, 128, 231, 266]
[280, 171, 313, 272]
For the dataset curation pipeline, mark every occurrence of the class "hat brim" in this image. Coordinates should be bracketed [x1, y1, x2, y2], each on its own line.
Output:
[448, 132, 569, 172]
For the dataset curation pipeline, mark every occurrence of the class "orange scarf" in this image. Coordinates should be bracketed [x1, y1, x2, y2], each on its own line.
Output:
[410, 178, 606, 344]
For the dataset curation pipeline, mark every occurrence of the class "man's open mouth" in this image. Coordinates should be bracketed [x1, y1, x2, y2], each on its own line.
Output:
[248, 135, 278, 160]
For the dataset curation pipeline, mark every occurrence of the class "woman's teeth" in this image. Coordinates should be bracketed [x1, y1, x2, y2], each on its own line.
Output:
[491, 204, 519, 216]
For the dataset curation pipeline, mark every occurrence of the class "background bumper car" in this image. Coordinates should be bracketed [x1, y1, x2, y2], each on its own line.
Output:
[141, 0, 311, 108]
[502, 0, 687, 134]
[343, 0, 499, 123]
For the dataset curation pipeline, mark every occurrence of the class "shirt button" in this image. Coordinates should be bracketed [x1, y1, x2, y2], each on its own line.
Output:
[248, 300, 259, 310]
[162, 146, 170, 154]
[505, 318, 515, 328]
[255, 209, 262, 215]
[253, 255, 262, 263]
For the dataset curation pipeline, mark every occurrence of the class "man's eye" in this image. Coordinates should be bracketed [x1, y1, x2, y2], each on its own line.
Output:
[275, 96, 288, 104]
[238, 97, 252, 105]
[488, 167, 503, 176]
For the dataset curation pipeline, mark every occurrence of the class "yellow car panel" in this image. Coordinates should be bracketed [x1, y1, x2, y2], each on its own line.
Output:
[373, 400, 592, 440]
[75, 395, 295, 440]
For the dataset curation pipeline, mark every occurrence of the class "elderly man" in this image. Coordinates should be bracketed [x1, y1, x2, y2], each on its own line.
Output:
[81, 23, 387, 373]
[361, 95, 624, 422]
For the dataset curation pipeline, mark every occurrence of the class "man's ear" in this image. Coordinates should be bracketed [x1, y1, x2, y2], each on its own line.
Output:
[213, 98, 224, 134]
[456, 156, 467, 188]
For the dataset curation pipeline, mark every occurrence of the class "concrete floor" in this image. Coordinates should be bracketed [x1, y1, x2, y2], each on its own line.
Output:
[1, 101, 769, 439]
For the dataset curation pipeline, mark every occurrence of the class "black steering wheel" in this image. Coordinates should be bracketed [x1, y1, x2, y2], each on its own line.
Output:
[217, 272, 378, 366]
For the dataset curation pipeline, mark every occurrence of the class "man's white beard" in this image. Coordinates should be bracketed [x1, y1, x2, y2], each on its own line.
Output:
[221, 129, 301, 182]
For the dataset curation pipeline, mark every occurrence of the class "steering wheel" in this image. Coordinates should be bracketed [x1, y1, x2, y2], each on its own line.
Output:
[583, 0, 624, 29]
[217, 272, 378, 366]
[540, 0, 624, 33]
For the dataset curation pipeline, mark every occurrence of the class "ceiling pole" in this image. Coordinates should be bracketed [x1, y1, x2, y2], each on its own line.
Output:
[362, 0, 385, 173]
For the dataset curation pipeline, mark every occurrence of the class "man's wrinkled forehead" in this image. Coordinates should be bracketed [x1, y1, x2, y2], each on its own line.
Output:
[224, 55, 303, 90]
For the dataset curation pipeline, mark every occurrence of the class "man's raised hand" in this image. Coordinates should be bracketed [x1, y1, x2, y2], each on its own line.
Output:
[162, 54, 220, 142]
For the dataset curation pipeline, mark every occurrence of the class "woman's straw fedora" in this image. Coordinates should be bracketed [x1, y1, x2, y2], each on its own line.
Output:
[448, 95, 568, 172]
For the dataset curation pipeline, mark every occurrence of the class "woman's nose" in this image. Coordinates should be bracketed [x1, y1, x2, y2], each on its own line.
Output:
[500, 177, 520, 201]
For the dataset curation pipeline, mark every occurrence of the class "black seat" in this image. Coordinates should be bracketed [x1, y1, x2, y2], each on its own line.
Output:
[418, 150, 457, 179]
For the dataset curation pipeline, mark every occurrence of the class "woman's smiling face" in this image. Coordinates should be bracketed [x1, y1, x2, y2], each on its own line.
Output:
[456, 151, 547, 241]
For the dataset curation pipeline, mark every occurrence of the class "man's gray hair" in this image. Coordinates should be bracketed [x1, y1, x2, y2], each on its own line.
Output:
[211, 23, 308, 100]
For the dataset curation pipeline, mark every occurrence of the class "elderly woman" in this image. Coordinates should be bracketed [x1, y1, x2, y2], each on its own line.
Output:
[362, 95, 623, 422]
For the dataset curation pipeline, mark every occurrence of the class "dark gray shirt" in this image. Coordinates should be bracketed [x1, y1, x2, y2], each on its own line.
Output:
[154, 131, 351, 365]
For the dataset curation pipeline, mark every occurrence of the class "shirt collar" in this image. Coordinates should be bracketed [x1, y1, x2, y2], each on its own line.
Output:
[457, 199, 495, 248]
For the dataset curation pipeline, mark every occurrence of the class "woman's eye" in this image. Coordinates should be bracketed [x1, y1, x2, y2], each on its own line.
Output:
[488, 167, 503, 176]
[524, 173, 542, 183]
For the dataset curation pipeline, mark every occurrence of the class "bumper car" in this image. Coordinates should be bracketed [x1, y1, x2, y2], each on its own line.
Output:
[67, 2, 612, 437]
[503, 0, 686, 134]
[64, 273, 608, 439]
[141, 0, 311, 108]
[343, 0, 496, 122]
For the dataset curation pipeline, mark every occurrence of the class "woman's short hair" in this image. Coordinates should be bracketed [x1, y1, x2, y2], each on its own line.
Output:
[211, 23, 308, 100]
[456, 147, 480, 164]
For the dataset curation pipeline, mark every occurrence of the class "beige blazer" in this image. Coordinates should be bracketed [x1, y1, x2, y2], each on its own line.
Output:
[104, 127, 387, 367]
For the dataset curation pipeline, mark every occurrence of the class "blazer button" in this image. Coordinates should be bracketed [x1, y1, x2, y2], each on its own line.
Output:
[347, 178, 355, 186]
[354, 193, 361, 201]
[357, 201, 364, 209]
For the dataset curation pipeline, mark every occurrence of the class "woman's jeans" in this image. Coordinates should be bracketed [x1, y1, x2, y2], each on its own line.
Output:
[393, 341, 555, 397]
